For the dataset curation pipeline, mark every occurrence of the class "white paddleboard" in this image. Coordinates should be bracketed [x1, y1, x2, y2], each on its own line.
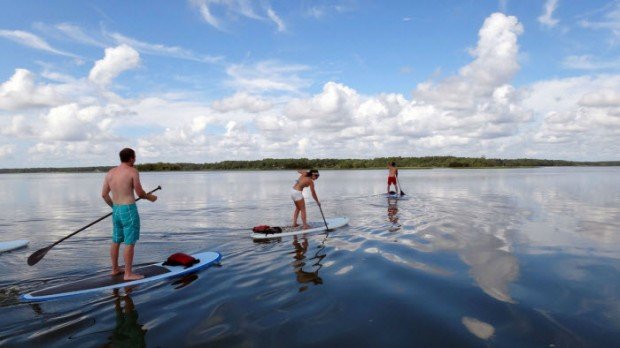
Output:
[21, 251, 221, 302]
[0, 240, 29, 253]
[251, 217, 349, 240]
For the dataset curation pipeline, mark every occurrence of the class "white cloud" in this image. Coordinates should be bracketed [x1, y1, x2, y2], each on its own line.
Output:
[88, 44, 140, 86]
[212, 92, 272, 113]
[55, 23, 106, 47]
[225, 60, 311, 93]
[538, 0, 560, 28]
[579, 2, 620, 43]
[523, 75, 620, 155]
[0, 69, 66, 110]
[1, 115, 35, 137]
[190, 0, 285, 32]
[267, 8, 286, 32]
[41, 103, 122, 141]
[563, 55, 620, 70]
[107, 32, 222, 63]
[2, 11, 620, 167]
[0, 144, 16, 158]
[0, 29, 79, 58]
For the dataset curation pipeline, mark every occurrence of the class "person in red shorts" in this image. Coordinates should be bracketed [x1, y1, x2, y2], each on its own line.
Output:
[387, 162, 399, 194]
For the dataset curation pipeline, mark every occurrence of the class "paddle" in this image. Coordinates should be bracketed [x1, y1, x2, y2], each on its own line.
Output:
[317, 203, 331, 232]
[396, 176, 406, 196]
[27, 186, 161, 266]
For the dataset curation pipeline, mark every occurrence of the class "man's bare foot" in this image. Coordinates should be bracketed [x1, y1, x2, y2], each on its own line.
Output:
[302, 224, 310, 230]
[111, 267, 122, 276]
[124, 273, 144, 281]
[292, 224, 300, 228]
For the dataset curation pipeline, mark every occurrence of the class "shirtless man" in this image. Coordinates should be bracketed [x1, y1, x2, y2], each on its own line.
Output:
[387, 162, 399, 194]
[102, 148, 157, 280]
[291, 169, 321, 229]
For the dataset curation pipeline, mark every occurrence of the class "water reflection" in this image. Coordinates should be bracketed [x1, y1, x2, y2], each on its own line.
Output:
[1, 169, 619, 347]
[291, 236, 326, 292]
[105, 289, 146, 348]
[387, 197, 400, 232]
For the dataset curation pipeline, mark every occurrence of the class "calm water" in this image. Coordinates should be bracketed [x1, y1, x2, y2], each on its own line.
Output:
[0, 168, 619, 347]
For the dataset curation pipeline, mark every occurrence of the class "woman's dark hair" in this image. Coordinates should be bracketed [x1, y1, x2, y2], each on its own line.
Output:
[306, 169, 320, 177]
[119, 148, 135, 163]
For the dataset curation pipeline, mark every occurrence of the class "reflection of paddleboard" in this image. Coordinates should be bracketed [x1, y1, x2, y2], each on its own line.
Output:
[0, 240, 29, 253]
[21, 251, 221, 302]
[251, 217, 349, 240]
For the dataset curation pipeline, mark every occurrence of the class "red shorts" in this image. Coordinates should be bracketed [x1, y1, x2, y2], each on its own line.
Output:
[387, 176, 396, 185]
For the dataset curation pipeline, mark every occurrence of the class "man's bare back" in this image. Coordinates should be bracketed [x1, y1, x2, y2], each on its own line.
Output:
[103, 164, 145, 205]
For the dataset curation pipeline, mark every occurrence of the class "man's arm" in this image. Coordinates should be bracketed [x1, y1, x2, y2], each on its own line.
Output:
[101, 173, 113, 207]
[297, 169, 307, 175]
[133, 170, 157, 202]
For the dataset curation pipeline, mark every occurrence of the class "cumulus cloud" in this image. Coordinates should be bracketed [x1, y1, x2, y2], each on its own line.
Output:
[523, 75, 620, 157]
[538, 0, 560, 28]
[89, 44, 140, 86]
[2, 11, 620, 167]
[0, 69, 66, 110]
[40, 103, 123, 141]
[0, 29, 78, 57]
[212, 92, 273, 113]
[0, 144, 16, 158]
[1, 115, 35, 137]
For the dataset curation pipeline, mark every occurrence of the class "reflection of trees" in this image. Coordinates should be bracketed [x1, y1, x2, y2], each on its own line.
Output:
[104, 290, 146, 348]
[291, 236, 326, 292]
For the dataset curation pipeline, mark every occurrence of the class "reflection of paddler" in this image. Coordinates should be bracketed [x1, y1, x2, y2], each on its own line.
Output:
[292, 236, 323, 290]
[107, 289, 146, 347]
[388, 199, 399, 224]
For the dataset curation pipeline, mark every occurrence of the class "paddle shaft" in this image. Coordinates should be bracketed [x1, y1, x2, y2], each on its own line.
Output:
[27, 186, 161, 266]
[318, 204, 331, 231]
[396, 176, 405, 196]
[51, 186, 161, 246]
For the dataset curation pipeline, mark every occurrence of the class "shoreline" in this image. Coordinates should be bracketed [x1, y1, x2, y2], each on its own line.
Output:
[2, 156, 620, 174]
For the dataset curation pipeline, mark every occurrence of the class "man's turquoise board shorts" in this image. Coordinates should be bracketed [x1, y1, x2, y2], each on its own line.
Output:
[112, 203, 140, 245]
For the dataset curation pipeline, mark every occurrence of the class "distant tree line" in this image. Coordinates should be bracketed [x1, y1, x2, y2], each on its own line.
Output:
[1, 156, 619, 174]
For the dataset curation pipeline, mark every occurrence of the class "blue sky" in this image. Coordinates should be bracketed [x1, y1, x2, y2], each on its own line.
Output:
[0, 0, 619, 168]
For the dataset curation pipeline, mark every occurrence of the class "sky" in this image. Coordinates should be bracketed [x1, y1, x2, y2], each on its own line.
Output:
[0, 0, 619, 168]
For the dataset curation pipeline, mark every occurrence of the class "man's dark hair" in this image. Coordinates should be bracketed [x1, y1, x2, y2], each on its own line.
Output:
[391, 162, 396, 166]
[119, 148, 135, 163]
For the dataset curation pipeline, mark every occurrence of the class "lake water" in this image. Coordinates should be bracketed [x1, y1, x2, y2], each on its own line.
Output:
[0, 168, 619, 347]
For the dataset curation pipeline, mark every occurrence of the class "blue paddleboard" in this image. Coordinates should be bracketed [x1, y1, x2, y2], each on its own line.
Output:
[21, 251, 221, 302]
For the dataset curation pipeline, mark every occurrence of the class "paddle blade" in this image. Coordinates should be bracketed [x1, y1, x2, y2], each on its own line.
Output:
[27, 246, 52, 266]
[400, 191, 406, 196]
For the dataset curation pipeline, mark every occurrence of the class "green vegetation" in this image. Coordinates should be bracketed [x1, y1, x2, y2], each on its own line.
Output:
[1, 156, 618, 174]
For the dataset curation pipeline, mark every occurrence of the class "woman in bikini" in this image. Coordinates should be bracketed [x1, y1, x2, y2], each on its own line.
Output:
[291, 169, 321, 229]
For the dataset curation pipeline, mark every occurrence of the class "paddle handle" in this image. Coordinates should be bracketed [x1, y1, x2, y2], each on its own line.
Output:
[50, 185, 161, 248]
